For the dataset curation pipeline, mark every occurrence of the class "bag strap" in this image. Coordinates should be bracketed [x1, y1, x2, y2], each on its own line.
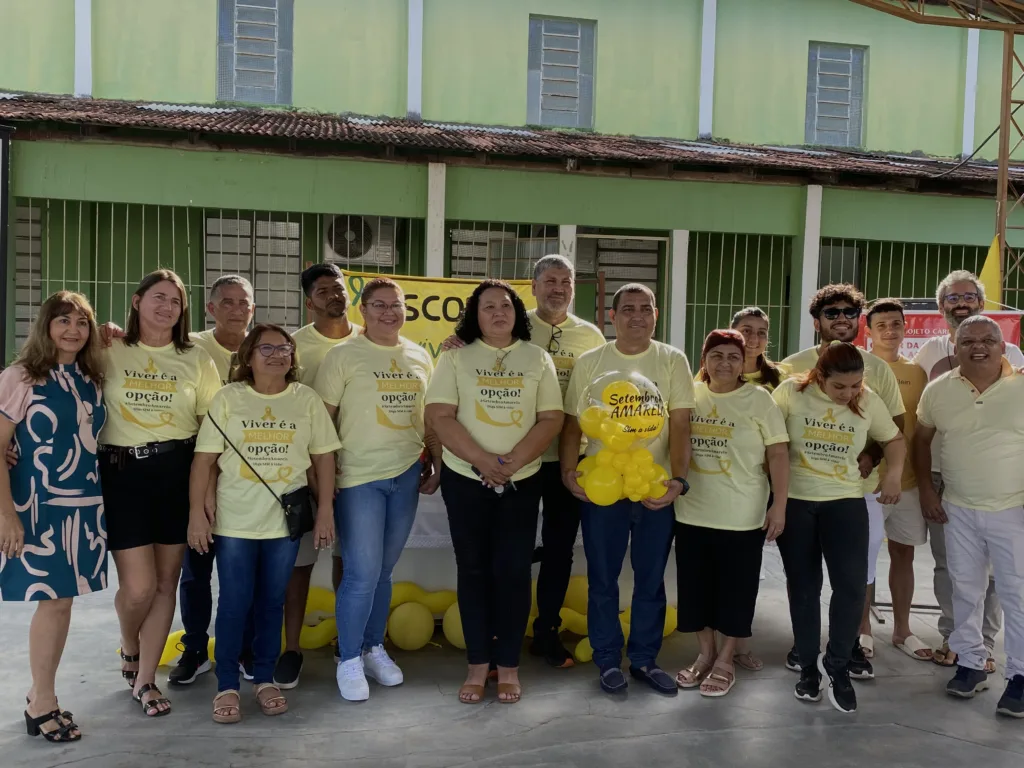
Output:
[206, 415, 284, 507]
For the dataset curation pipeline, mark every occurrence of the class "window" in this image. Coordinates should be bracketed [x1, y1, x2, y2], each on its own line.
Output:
[527, 17, 596, 130]
[217, 0, 293, 105]
[805, 43, 865, 147]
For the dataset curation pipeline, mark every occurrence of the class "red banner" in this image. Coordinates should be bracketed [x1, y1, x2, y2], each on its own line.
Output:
[854, 310, 1022, 358]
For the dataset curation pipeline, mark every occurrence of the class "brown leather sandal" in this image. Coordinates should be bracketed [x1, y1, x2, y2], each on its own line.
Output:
[458, 684, 485, 704]
[254, 683, 288, 716]
[212, 690, 241, 724]
[496, 683, 522, 704]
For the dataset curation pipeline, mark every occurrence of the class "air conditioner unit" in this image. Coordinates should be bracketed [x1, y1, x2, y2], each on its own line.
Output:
[323, 215, 397, 267]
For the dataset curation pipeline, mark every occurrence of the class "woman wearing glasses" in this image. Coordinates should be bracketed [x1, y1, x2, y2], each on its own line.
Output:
[188, 324, 339, 723]
[312, 277, 437, 701]
[426, 279, 563, 704]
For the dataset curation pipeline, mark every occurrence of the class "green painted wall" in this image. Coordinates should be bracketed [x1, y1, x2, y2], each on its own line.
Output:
[445, 168, 805, 235]
[0, 0, 74, 95]
[422, 0, 702, 138]
[973, 32, 1024, 162]
[292, 0, 406, 117]
[11, 141, 428, 217]
[715, 0, 965, 157]
[92, 0, 216, 104]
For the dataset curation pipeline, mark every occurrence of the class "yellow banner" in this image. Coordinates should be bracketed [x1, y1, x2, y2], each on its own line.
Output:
[343, 271, 536, 362]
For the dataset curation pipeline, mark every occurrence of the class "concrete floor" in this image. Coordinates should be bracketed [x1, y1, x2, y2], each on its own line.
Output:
[2, 546, 1023, 768]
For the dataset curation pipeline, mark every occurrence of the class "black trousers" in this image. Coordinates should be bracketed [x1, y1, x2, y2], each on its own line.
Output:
[777, 497, 868, 672]
[533, 459, 581, 636]
[441, 465, 542, 667]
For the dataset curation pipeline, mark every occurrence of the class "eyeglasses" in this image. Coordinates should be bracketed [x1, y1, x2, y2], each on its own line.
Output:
[820, 307, 862, 321]
[256, 343, 295, 358]
[365, 300, 405, 313]
[547, 324, 563, 354]
[943, 292, 980, 305]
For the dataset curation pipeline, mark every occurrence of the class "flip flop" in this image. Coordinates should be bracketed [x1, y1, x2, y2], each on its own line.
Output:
[859, 634, 875, 659]
[893, 635, 933, 661]
[732, 651, 764, 672]
[986, 657, 997, 675]
[932, 642, 957, 667]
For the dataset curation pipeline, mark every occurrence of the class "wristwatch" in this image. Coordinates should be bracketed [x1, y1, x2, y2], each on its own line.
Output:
[672, 476, 690, 496]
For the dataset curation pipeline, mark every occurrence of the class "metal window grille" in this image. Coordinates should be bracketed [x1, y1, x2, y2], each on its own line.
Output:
[447, 221, 558, 280]
[13, 204, 42, 350]
[818, 238, 988, 302]
[805, 43, 865, 147]
[217, 0, 293, 105]
[684, 233, 792, 365]
[577, 236, 663, 341]
[527, 17, 596, 129]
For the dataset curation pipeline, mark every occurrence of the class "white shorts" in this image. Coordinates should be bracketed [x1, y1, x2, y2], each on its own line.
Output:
[293, 531, 342, 568]
[866, 487, 928, 584]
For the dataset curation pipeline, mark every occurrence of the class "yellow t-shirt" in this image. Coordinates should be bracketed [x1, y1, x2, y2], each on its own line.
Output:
[196, 382, 341, 539]
[565, 341, 697, 469]
[772, 378, 900, 502]
[314, 334, 434, 489]
[100, 339, 221, 446]
[190, 329, 235, 386]
[917, 364, 1024, 512]
[425, 339, 562, 482]
[527, 309, 606, 462]
[878, 356, 927, 490]
[293, 322, 363, 386]
[782, 344, 905, 494]
[676, 381, 789, 530]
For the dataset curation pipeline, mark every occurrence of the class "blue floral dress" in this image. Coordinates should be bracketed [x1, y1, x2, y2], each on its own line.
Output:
[0, 364, 107, 601]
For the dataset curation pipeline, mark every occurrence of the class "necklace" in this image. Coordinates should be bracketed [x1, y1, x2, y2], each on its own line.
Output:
[493, 344, 514, 372]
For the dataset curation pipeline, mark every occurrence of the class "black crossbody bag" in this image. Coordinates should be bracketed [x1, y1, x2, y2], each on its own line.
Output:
[207, 416, 315, 541]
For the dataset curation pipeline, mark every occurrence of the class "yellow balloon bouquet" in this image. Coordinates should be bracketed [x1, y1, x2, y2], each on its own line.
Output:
[574, 371, 670, 505]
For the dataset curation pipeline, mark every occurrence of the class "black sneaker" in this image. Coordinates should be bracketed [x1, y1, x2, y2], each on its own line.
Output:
[273, 650, 303, 690]
[849, 641, 875, 681]
[785, 646, 801, 672]
[629, 664, 677, 696]
[238, 650, 254, 682]
[529, 629, 575, 669]
[946, 664, 989, 698]
[817, 652, 857, 713]
[997, 675, 1024, 718]
[599, 666, 628, 694]
[794, 666, 822, 702]
[167, 650, 211, 686]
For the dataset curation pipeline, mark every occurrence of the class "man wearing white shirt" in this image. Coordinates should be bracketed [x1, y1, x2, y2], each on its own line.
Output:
[913, 270, 1022, 670]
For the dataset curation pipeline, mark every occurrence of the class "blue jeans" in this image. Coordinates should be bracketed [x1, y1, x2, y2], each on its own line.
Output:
[335, 461, 422, 662]
[181, 542, 254, 660]
[581, 499, 674, 671]
[213, 534, 300, 691]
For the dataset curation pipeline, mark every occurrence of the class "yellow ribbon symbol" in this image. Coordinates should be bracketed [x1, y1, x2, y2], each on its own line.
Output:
[390, 359, 401, 373]
[798, 452, 848, 479]
[241, 463, 294, 484]
[708, 405, 720, 420]
[144, 357, 158, 375]
[119, 404, 175, 429]
[376, 406, 412, 431]
[475, 401, 524, 428]
[689, 457, 733, 477]
[823, 408, 837, 424]
[262, 406, 276, 422]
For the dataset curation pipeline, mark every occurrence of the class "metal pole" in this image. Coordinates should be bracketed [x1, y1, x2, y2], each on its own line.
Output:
[997, 29, 1014, 264]
[0, 124, 14, 365]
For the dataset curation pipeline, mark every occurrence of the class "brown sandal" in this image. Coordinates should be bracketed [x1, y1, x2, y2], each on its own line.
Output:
[932, 642, 957, 667]
[254, 683, 288, 716]
[676, 654, 714, 689]
[496, 683, 522, 704]
[699, 662, 736, 698]
[212, 690, 241, 724]
[732, 651, 764, 672]
[458, 684, 485, 704]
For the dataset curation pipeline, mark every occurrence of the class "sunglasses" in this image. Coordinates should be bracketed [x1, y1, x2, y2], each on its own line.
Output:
[820, 307, 862, 321]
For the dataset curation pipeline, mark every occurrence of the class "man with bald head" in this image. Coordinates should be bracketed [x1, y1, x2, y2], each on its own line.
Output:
[914, 315, 1024, 717]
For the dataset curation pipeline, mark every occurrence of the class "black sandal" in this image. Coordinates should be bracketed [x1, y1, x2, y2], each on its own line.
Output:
[134, 683, 171, 717]
[24, 709, 81, 742]
[26, 696, 73, 721]
[120, 649, 140, 689]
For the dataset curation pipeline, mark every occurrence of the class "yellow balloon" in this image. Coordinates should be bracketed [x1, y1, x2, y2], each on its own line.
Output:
[300, 617, 338, 649]
[563, 575, 589, 615]
[306, 586, 335, 615]
[579, 406, 607, 440]
[574, 636, 594, 663]
[611, 452, 630, 472]
[558, 607, 589, 636]
[628, 493, 643, 502]
[595, 449, 615, 467]
[636, 482, 651, 496]
[639, 465, 657, 481]
[605, 430, 636, 452]
[585, 466, 624, 506]
[663, 606, 678, 636]
[631, 448, 655, 467]
[599, 418, 628, 443]
[601, 380, 642, 407]
[158, 630, 186, 667]
[623, 469, 642, 487]
[619, 614, 631, 644]
[390, 581, 428, 609]
[387, 602, 435, 651]
[575, 456, 597, 485]
[442, 602, 467, 649]
[421, 589, 458, 616]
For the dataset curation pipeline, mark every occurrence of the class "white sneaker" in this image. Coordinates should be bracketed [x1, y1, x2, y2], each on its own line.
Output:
[336, 657, 370, 701]
[362, 645, 404, 687]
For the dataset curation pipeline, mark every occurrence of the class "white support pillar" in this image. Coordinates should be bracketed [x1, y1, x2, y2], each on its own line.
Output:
[407, 0, 424, 119]
[962, 28, 980, 157]
[74, 0, 92, 98]
[669, 230, 690, 350]
[697, 0, 717, 139]
[425, 162, 446, 277]
[798, 185, 824, 350]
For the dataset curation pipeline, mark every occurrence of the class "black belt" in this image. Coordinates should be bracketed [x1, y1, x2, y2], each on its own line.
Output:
[100, 436, 196, 468]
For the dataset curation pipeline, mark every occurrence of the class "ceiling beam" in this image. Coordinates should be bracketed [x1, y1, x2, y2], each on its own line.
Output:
[849, 0, 1024, 29]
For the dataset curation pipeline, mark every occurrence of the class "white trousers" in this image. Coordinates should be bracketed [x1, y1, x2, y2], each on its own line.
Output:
[945, 502, 1024, 680]
[866, 493, 885, 586]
